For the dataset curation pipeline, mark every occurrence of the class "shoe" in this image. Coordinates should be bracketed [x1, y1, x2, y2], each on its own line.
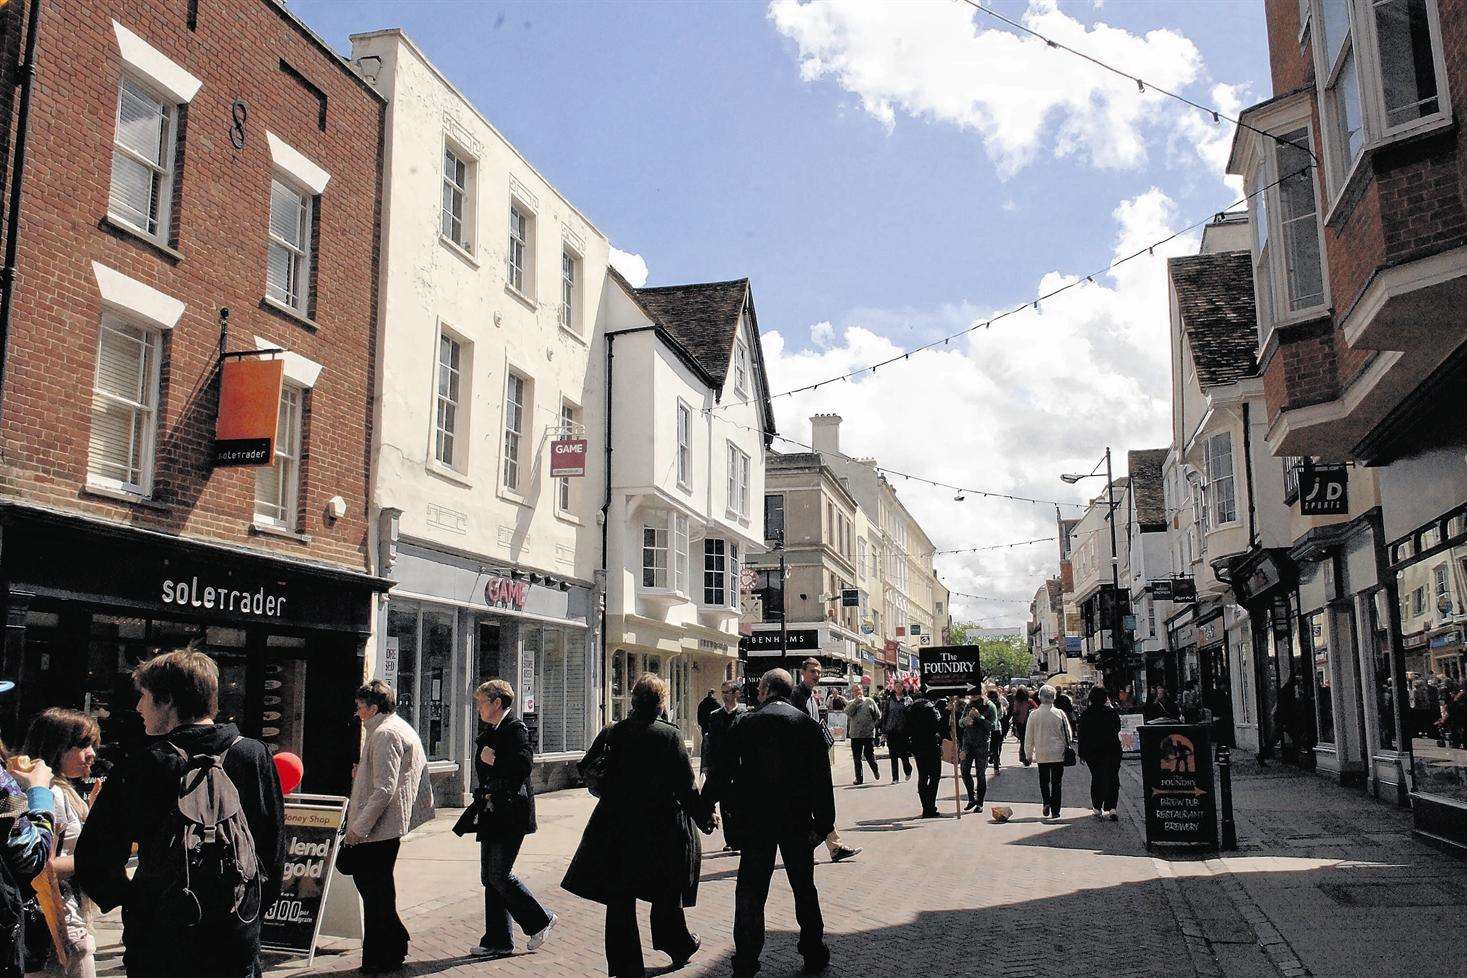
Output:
[965, 799, 979, 811]
[802, 946, 831, 974]
[831, 845, 862, 863]
[468, 945, 514, 959]
[359, 962, 404, 974]
[1107, 810, 1119, 822]
[919, 810, 943, 819]
[527, 912, 557, 951]
[853, 780, 863, 786]
[1093, 807, 1103, 819]
[669, 933, 701, 969]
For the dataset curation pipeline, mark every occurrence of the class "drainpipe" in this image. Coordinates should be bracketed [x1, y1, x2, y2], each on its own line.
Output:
[1242, 401, 1258, 548]
[0, 0, 46, 424]
[599, 332, 614, 726]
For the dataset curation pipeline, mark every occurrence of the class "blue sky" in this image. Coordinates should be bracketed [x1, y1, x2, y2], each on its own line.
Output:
[291, 0, 1276, 625]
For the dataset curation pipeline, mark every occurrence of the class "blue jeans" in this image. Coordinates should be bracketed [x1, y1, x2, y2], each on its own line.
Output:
[480, 834, 552, 950]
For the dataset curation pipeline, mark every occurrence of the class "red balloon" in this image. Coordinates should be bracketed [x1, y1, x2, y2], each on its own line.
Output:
[273, 751, 304, 796]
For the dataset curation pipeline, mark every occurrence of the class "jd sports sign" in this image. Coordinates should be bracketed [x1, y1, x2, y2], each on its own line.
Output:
[1299, 460, 1348, 515]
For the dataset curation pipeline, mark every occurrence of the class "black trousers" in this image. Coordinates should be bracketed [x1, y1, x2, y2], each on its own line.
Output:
[1088, 757, 1121, 811]
[887, 734, 913, 779]
[914, 747, 942, 814]
[961, 748, 988, 806]
[1038, 762, 1065, 814]
[850, 737, 879, 782]
[1015, 721, 1030, 765]
[349, 838, 410, 967]
[605, 896, 696, 978]
[480, 833, 552, 950]
[733, 834, 825, 976]
[989, 730, 1004, 770]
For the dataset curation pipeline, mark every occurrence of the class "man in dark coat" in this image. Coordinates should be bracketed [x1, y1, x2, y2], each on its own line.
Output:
[703, 668, 833, 978]
[905, 689, 947, 818]
[563, 674, 713, 977]
[75, 650, 284, 978]
[466, 679, 553, 958]
[703, 680, 748, 851]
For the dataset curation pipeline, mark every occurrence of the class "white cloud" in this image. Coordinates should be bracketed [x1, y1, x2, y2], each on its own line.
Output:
[810, 320, 836, 347]
[758, 189, 1195, 627]
[768, 0, 1233, 181]
[609, 246, 649, 288]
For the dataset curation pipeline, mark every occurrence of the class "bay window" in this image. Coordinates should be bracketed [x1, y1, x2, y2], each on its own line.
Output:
[676, 401, 692, 489]
[642, 511, 689, 594]
[1205, 432, 1237, 527]
[703, 538, 740, 609]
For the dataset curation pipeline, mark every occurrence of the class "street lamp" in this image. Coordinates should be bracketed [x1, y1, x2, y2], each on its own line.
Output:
[1061, 447, 1125, 691]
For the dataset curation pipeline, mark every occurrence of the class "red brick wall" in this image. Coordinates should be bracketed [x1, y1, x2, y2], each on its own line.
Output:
[0, 0, 383, 572]
[1265, 0, 1312, 94]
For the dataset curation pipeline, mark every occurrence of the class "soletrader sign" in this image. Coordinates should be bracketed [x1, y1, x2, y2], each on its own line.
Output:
[918, 645, 983, 694]
[162, 576, 286, 617]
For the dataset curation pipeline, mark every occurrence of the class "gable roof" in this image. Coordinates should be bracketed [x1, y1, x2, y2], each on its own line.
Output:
[1126, 448, 1169, 531]
[1169, 252, 1258, 388]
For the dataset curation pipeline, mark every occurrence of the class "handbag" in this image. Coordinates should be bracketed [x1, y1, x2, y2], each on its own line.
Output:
[1063, 745, 1078, 767]
[333, 840, 362, 876]
[578, 733, 617, 798]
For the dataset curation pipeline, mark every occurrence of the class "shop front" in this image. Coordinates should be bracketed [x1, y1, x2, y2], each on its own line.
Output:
[609, 614, 740, 750]
[0, 504, 386, 796]
[381, 539, 596, 802]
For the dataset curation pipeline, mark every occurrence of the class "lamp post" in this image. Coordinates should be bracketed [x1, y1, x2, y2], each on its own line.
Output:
[1061, 447, 1125, 692]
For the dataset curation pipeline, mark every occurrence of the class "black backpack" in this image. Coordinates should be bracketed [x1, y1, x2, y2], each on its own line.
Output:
[155, 739, 261, 928]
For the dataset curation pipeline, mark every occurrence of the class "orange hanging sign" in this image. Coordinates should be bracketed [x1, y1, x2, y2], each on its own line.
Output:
[214, 357, 285, 467]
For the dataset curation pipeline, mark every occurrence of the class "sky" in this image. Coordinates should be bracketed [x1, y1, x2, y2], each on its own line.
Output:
[290, 0, 1275, 629]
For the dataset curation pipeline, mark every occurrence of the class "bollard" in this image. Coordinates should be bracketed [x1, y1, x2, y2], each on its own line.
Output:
[1217, 743, 1237, 850]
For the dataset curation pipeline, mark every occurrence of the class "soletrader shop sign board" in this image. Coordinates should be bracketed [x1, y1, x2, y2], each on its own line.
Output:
[918, 645, 983, 694]
[1139, 723, 1218, 850]
[261, 794, 349, 965]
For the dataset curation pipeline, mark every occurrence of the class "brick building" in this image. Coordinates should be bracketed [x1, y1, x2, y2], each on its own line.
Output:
[0, 0, 386, 795]
[1227, 0, 1467, 852]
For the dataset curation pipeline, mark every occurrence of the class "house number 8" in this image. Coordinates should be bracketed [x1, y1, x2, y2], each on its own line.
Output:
[230, 100, 248, 150]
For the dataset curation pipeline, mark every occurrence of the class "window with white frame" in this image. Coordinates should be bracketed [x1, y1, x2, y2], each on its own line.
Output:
[266, 177, 313, 314]
[559, 247, 580, 332]
[703, 538, 740, 608]
[254, 384, 302, 528]
[1205, 432, 1237, 527]
[433, 333, 463, 469]
[858, 538, 868, 580]
[507, 203, 532, 294]
[1250, 157, 1277, 332]
[1274, 128, 1326, 313]
[733, 341, 749, 395]
[557, 400, 577, 513]
[1318, 0, 1366, 187]
[727, 443, 750, 518]
[109, 78, 176, 241]
[1370, 0, 1445, 130]
[502, 371, 527, 491]
[441, 146, 473, 252]
[676, 402, 692, 488]
[642, 511, 689, 593]
[88, 315, 161, 495]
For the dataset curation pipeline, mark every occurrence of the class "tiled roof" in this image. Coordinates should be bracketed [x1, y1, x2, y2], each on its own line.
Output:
[1127, 448, 1169, 531]
[1169, 252, 1258, 387]
[632, 279, 750, 382]
[1046, 578, 1063, 611]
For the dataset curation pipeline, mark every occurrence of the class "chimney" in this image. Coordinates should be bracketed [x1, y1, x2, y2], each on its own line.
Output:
[810, 414, 842, 456]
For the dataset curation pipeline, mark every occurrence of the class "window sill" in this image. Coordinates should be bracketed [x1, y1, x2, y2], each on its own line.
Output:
[250, 520, 312, 544]
[497, 485, 531, 508]
[558, 322, 587, 346]
[425, 460, 473, 488]
[504, 283, 537, 311]
[554, 509, 584, 527]
[82, 482, 167, 510]
[439, 234, 480, 268]
[1366, 113, 1455, 158]
[102, 214, 184, 261]
[260, 295, 319, 331]
[641, 587, 690, 608]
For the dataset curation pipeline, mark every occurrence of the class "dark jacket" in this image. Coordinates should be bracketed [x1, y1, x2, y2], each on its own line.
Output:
[562, 713, 712, 907]
[702, 704, 747, 781]
[1, 776, 55, 978]
[696, 693, 720, 733]
[960, 699, 998, 752]
[881, 696, 908, 737]
[1078, 703, 1123, 764]
[903, 696, 948, 753]
[701, 696, 835, 847]
[472, 715, 537, 839]
[75, 723, 284, 978]
[790, 681, 818, 720]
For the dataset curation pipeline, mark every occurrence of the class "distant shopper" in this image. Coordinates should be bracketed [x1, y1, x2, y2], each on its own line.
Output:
[341, 679, 435, 973]
[881, 688, 913, 782]
[1055, 690, 1078, 732]
[959, 689, 998, 812]
[986, 689, 1007, 774]
[1078, 687, 1123, 821]
[1145, 686, 1179, 723]
[1010, 687, 1035, 766]
[703, 680, 749, 852]
[24, 708, 102, 977]
[2, 722, 56, 978]
[904, 689, 947, 818]
[702, 669, 832, 978]
[465, 680, 555, 959]
[791, 660, 861, 863]
[1022, 685, 1075, 821]
[75, 649, 285, 978]
[844, 687, 882, 785]
[564, 674, 712, 977]
[696, 690, 720, 771]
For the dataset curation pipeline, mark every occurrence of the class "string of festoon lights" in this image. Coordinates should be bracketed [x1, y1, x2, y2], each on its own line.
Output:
[728, 162, 1311, 408]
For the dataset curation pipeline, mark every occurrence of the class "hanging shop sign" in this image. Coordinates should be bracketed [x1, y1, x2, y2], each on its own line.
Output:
[1149, 579, 1174, 601]
[740, 628, 819, 655]
[484, 576, 529, 610]
[261, 794, 348, 965]
[549, 439, 589, 477]
[1139, 723, 1217, 849]
[918, 645, 984, 695]
[1299, 460, 1348, 516]
[1171, 577, 1198, 602]
[910, 622, 922, 636]
[841, 588, 860, 608]
[214, 357, 285, 467]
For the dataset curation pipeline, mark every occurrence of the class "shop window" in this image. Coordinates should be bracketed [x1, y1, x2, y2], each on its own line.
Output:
[1305, 611, 1335, 745]
[384, 602, 454, 762]
[88, 315, 162, 497]
[610, 649, 629, 723]
[1365, 590, 1397, 750]
[529, 626, 586, 754]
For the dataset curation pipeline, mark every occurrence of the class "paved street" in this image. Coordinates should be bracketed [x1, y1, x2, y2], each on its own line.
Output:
[140, 739, 1444, 978]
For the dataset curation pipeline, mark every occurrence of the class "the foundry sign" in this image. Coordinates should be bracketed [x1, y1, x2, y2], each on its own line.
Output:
[1140, 723, 1217, 849]
[918, 645, 983, 694]
[484, 576, 529, 610]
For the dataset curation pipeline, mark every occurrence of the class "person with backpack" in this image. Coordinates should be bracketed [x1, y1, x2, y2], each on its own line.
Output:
[75, 649, 285, 978]
[342, 679, 435, 974]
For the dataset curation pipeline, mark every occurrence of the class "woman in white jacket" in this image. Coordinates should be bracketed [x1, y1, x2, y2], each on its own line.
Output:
[1022, 685, 1075, 821]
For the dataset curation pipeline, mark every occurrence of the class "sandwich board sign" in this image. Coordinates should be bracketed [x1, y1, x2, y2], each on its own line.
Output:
[917, 645, 983, 695]
[261, 794, 350, 965]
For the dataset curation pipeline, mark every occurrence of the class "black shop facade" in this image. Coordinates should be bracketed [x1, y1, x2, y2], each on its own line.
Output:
[0, 504, 387, 795]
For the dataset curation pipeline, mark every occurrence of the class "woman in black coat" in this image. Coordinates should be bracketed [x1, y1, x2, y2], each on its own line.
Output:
[563, 674, 714, 978]
[1077, 686, 1123, 821]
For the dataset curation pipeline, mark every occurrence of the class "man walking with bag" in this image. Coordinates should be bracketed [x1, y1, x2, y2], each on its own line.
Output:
[703, 669, 832, 978]
[790, 660, 861, 863]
